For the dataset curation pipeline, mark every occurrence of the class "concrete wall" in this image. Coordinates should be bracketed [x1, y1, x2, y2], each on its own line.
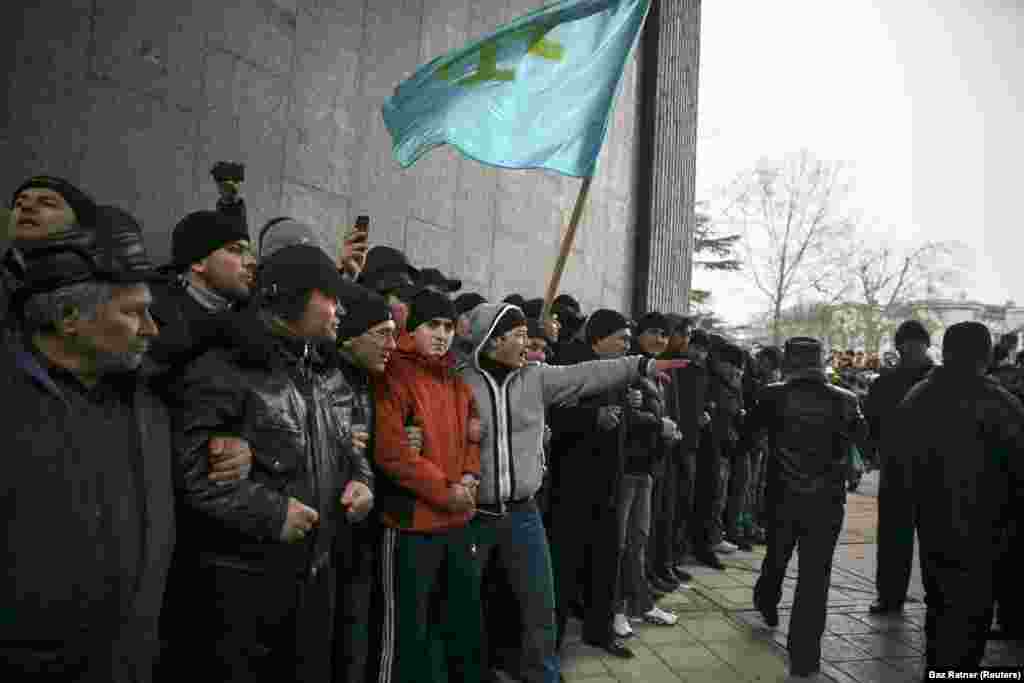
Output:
[1, 0, 645, 314]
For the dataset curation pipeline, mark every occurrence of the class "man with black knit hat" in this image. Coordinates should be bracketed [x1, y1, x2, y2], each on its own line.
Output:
[1, 211, 174, 681]
[172, 244, 372, 681]
[9, 175, 98, 240]
[691, 336, 746, 564]
[863, 318, 934, 615]
[746, 337, 867, 678]
[147, 209, 255, 383]
[330, 285, 394, 683]
[635, 312, 689, 595]
[372, 287, 482, 683]
[891, 322, 1024, 669]
[459, 303, 690, 678]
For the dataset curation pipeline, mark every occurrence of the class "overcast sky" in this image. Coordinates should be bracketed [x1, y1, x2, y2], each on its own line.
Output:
[693, 0, 1023, 326]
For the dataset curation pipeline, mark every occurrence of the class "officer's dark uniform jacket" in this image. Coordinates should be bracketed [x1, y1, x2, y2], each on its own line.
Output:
[748, 371, 867, 503]
[173, 309, 372, 579]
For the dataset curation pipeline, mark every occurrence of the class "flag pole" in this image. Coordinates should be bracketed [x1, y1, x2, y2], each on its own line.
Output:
[543, 175, 593, 318]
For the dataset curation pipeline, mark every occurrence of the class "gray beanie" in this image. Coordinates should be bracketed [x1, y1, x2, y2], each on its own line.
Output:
[258, 217, 327, 260]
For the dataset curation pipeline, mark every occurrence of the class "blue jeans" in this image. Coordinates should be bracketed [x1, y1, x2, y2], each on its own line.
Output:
[472, 501, 560, 683]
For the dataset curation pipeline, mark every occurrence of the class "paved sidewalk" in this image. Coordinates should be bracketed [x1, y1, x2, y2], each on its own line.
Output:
[560, 475, 1024, 682]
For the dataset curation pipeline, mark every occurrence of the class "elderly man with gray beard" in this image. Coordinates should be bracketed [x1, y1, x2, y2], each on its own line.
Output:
[0, 212, 173, 682]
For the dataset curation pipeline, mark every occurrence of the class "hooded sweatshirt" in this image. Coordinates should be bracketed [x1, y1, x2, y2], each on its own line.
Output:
[459, 303, 658, 510]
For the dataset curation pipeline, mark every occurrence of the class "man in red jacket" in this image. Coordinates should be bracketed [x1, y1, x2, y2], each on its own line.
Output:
[373, 288, 482, 683]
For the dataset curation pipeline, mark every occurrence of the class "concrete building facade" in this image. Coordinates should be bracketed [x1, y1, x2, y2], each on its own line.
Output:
[2, 0, 699, 315]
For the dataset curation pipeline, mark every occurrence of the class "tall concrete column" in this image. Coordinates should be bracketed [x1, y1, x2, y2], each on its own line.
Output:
[633, 0, 701, 315]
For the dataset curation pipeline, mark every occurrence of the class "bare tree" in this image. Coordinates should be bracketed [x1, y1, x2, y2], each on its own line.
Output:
[847, 240, 970, 352]
[718, 150, 858, 344]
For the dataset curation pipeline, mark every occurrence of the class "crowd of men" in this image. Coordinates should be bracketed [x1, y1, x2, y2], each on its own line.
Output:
[1, 171, 1021, 683]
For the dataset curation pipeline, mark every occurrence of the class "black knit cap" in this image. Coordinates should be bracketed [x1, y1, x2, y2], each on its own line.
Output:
[636, 312, 669, 335]
[454, 292, 487, 317]
[522, 298, 544, 319]
[489, 305, 528, 340]
[358, 246, 419, 294]
[894, 319, 930, 347]
[11, 175, 98, 229]
[257, 244, 350, 301]
[503, 294, 527, 309]
[419, 267, 462, 293]
[337, 285, 394, 340]
[406, 288, 456, 332]
[942, 321, 992, 368]
[170, 210, 251, 271]
[586, 308, 630, 344]
[664, 313, 691, 336]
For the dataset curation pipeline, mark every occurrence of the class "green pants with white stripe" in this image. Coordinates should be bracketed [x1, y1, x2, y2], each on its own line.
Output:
[377, 525, 482, 683]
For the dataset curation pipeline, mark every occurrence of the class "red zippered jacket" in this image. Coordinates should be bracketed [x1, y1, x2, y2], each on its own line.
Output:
[373, 332, 480, 532]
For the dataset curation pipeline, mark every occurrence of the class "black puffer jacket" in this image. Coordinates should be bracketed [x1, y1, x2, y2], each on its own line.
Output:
[747, 371, 867, 503]
[173, 309, 370, 579]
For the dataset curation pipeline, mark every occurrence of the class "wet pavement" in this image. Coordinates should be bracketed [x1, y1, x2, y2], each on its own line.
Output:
[558, 471, 1024, 682]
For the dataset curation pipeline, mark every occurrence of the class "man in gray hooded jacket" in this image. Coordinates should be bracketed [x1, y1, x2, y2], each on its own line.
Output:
[459, 303, 689, 683]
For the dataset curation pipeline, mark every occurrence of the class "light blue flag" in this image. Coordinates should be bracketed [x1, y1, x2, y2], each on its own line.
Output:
[382, 0, 652, 178]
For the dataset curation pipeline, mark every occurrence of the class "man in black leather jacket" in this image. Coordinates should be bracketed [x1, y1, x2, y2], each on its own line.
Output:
[891, 322, 1024, 670]
[746, 337, 867, 678]
[173, 245, 373, 681]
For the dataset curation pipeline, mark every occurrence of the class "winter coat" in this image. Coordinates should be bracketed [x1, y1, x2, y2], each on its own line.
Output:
[746, 371, 867, 504]
[663, 352, 708, 453]
[373, 332, 480, 533]
[173, 309, 364, 579]
[890, 367, 1024, 567]
[864, 362, 934, 456]
[0, 340, 174, 681]
[461, 303, 655, 509]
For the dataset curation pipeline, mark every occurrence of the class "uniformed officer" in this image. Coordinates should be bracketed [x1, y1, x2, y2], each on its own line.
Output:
[746, 337, 867, 678]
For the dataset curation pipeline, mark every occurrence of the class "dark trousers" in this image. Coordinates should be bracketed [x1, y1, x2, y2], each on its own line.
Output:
[692, 431, 727, 548]
[648, 454, 679, 577]
[377, 526, 481, 683]
[473, 501, 560, 683]
[919, 552, 993, 669]
[194, 563, 336, 682]
[755, 495, 844, 674]
[673, 448, 697, 561]
[551, 495, 622, 648]
[876, 453, 915, 605]
[334, 517, 379, 683]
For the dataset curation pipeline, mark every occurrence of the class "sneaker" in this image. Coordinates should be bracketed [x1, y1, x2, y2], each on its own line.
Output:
[641, 605, 679, 626]
[613, 612, 634, 638]
[712, 539, 738, 554]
